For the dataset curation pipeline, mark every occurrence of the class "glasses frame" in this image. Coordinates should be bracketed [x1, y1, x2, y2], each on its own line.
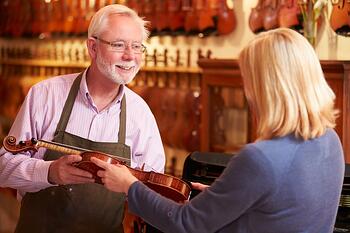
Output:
[92, 36, 146, 54]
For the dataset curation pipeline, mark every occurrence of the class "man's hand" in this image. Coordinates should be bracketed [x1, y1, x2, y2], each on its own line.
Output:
[48, 154, 95, 185]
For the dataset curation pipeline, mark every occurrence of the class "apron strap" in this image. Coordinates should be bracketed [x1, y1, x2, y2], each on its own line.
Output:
[118, 95, 127, 144]
[54, 73, 83, 135]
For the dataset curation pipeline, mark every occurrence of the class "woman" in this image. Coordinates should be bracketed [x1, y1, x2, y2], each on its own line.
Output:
[92, 28, 345, 233]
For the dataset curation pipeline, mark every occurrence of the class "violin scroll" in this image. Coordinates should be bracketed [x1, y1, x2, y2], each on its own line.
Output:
[3, 135, 38, 154]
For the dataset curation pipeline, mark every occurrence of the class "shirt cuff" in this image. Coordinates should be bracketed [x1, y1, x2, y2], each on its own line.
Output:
[33, 160, 55, 186]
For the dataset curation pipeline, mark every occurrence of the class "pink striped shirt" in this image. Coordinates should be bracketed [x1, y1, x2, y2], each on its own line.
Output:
[0, 70, 165, 199]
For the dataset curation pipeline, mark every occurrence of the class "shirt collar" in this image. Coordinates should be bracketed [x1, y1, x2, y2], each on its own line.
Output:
[79, 68, 126, 111]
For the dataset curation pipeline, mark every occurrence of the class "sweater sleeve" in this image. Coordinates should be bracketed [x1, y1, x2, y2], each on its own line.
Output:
[127, 145, 276, 233]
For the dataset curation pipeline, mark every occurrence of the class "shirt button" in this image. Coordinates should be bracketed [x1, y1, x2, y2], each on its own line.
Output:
[68, 187, 73, 192]
[167, 211, 172, 217]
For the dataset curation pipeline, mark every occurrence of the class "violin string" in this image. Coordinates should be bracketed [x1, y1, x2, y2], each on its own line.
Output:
[38, 139, 131, 163]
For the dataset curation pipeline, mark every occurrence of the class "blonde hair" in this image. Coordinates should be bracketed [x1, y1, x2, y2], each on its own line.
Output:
[238, 28, 338, 141]
[88, 4, 150, 41]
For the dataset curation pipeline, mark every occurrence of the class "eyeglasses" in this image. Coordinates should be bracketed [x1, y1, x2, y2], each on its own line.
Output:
[93, 37, 146, 54]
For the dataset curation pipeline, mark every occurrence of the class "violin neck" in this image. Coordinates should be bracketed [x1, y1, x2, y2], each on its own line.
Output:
[37, 140, 89, 155]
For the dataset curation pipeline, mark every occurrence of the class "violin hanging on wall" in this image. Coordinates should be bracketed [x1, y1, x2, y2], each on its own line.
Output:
[330, 0, 350, 36]
[278, 0, 302, 31]
[168, 0, 186, 34]
[184, 0, 200, 35]
[216, 0, 237, 35]
[142, 0, 156, 35]
[249, 0, 265, 33]
[154, 0, 171, 35]
[263, 0, 280, 30]
[197, 0, 217, 36]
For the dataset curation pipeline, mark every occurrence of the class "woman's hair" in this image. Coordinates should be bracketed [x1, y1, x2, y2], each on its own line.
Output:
[238, 28, 338, 141]
[88, 4, 150, 40]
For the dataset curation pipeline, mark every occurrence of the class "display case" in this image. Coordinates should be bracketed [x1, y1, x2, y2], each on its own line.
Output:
[198, 59, 350, 162]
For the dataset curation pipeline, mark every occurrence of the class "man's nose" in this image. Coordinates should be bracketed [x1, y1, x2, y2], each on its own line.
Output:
[121, 46, 135, 59]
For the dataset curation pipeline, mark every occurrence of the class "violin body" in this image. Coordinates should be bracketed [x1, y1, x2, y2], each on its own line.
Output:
[197, 0, 216, 35]
[48, 0, 63, 36]
[142, 0, 156, 34]
[168, 0, 186, 33]
[249, 0, 265, 33]
[73, 151, 126, 184]
[155, 0, 171, 34]
[3, 135, 191, 203]
[62, 0, 75, 35]
[330, 0, 350, 35]
[278, 0, 301, 29]
[263, 0, 280, 30]
[216, 0, 237, 35]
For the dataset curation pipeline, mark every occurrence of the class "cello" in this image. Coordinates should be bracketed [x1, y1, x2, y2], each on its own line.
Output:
[3, 135, 191, 203]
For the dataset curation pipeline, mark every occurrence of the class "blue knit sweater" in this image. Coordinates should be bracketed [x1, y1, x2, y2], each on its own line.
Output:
[128, 129, 344, 233]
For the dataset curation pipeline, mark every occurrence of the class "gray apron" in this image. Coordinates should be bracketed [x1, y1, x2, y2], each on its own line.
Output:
[15, 73, 130, 233]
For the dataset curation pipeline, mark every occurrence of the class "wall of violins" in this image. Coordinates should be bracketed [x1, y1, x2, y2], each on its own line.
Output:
[0, 0, 350, 176]
[0, 0, 237, 38]
[1, 0, 349, 39]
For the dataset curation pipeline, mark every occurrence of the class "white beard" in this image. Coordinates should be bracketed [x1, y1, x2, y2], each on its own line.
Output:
[96, 52, 139, 85]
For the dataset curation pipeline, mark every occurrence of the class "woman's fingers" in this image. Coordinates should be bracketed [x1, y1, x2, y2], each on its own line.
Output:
[91, 157, 108, 169]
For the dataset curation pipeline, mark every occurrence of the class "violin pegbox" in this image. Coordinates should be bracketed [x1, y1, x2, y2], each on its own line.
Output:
[2, 135, 38, 154]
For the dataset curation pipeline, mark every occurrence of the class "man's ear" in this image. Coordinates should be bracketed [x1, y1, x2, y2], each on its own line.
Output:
[86, 38, 97, 59]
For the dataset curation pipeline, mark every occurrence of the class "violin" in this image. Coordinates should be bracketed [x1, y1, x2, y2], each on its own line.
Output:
[62, 0, 75, 35]
[263, 0, 280, 30]
[168, 0, 186, 34]
[330, 0, 350, 36]
[278, 0, 301, 30]
[216, 0, 237, 36]
[154, 0, 171, 34]
[249, 0, 265, 33]
[142, 0, 156, 34]
[197, 0, 217, 36]
[3, 136, 191, 203]
[184, 0, 200, 34]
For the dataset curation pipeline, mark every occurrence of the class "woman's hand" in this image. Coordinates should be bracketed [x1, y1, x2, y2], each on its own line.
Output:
[191, 182, 210, 191]
[91, 157, 138, 194]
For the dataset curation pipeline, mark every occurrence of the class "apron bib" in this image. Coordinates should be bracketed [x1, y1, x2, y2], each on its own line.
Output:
[15, 73, 130, 233]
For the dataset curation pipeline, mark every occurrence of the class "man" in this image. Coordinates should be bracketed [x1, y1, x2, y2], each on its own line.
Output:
[0, 4, 165, 233]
